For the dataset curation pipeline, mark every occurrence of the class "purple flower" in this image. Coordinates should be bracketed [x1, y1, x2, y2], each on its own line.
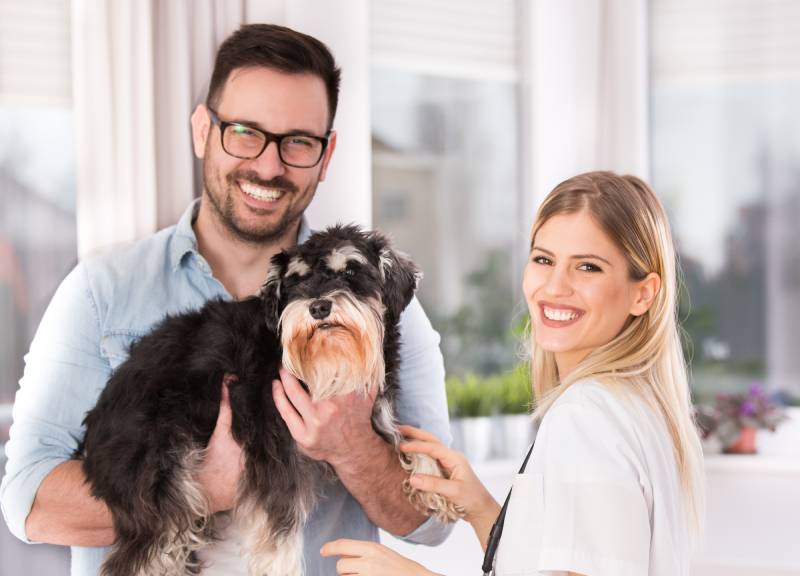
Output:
[748, 382, 765, 397]
[739, 400, 756, 417]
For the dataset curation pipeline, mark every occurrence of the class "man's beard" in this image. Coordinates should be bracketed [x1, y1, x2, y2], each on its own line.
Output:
[204, 166, 314, 244]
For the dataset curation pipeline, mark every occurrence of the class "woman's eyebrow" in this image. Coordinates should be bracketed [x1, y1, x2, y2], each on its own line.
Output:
[531, 246, 613, 266]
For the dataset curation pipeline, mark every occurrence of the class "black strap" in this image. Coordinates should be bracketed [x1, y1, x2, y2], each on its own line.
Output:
[481, 440, 535, 576]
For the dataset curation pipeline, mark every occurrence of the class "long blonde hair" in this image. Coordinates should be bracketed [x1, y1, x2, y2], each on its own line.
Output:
[530, 171, 704, 532]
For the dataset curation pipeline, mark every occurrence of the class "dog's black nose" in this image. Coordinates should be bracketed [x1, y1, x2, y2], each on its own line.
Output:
[309, 299, 332, 320]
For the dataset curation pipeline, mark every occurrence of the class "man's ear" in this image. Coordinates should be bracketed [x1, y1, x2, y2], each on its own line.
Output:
[630, 272, 661, 317]
[191, 104, 211, 159]
[318, 130, 337, 182]
[261, 251, 290, 332]
[368, 231, 421, 321]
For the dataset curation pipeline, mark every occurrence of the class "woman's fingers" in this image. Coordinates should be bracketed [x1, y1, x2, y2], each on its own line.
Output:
[400, 440, 465, 471]
[408, 472, 461, 500]
[398, 424, 440, 442]
[320, 538, 373, 558]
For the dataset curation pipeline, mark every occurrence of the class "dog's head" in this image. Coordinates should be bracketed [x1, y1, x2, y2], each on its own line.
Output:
[260, 225, 420, 400]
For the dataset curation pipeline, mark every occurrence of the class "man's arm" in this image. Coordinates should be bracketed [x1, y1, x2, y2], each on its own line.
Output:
[25, 460, 115, 546]
[272, 370, 426, 535]
[23, 383, 242, 546]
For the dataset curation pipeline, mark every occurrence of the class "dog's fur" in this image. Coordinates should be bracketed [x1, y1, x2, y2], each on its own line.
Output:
[78, 225, 458, 576]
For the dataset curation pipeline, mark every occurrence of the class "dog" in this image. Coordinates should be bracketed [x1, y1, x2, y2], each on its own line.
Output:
[77, 225, 458, 576]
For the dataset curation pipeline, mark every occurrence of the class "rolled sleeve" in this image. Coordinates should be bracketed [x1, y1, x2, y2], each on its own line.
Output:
[0, 264, 110, 542]
[393, 296, 453, 546]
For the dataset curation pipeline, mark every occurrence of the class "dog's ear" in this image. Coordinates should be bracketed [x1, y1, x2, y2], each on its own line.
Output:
[261, 250, 290, 331]
[368, 231, 422, 320]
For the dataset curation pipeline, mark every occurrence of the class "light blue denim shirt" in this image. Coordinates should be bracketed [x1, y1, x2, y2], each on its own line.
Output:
[0, 200, 452, 575]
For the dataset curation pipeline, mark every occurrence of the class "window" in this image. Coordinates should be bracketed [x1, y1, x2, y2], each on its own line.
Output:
[0, 0, 76, 442]
[650, 0, 800, 400]
[370, 1, 526, 380]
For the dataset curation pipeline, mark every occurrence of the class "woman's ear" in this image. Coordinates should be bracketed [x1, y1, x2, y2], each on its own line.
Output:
[630, 272, 661, 317]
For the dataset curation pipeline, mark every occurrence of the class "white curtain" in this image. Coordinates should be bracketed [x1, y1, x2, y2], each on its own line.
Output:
[521, 0, 650, 204]
[71, 0, 245, 258]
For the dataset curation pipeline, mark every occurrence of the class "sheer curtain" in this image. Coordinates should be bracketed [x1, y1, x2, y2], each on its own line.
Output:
[71, 0, 245, 258]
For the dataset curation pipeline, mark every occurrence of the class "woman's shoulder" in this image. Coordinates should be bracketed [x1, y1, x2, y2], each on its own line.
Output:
[553, 378, 631, 413]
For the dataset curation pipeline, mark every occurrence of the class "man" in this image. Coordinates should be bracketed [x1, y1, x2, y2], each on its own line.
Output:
[0, 24, 452, 575]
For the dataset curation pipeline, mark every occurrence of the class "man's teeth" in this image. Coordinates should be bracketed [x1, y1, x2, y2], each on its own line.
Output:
[544, 307, 579, 321]
[240, 182, 284, 201]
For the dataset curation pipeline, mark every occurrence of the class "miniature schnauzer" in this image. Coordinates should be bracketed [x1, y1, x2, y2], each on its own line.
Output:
[78, 225, 458, 576]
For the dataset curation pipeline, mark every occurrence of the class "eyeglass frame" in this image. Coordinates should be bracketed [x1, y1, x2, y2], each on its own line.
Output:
[207, 107, 331, 168]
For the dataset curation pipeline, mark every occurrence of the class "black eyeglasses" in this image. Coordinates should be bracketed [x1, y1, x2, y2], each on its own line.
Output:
[207, 108, 330, 168]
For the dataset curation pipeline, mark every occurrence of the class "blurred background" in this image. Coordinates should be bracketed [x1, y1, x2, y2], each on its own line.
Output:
[1, 0, 798, 574]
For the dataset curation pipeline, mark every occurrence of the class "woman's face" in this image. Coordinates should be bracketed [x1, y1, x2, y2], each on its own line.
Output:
[523, 210, 656, 377]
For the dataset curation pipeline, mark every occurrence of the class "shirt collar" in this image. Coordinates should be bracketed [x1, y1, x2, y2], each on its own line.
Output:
[170, 199, 201, 271]
[170, 198, 313, 271]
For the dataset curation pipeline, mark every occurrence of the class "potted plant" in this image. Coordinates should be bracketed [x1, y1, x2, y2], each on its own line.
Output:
[696, 382, 788, 454]
[491, 364, 534, 459]
[446, 374, 497, 462]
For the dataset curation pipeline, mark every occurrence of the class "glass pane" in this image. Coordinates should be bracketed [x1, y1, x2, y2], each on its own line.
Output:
[650, 2, 800, 401]
[371, 70, 523, 378]
[0, 109, 77, 421]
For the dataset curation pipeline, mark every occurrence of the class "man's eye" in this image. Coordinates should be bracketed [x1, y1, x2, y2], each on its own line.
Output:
[232, 125, 258, 137]
[287, 136, 314, 148]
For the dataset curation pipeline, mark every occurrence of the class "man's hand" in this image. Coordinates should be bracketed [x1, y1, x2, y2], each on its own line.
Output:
[197, 379, 244, 513]
[271, 368, 378, 466]
[272, 368, 428, 535]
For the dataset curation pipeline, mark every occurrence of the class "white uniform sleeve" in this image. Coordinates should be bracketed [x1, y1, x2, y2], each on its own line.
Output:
[536, 400, 652, 576]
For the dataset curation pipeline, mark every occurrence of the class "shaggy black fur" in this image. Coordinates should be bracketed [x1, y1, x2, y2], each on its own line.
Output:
[77, 225, 419, 576]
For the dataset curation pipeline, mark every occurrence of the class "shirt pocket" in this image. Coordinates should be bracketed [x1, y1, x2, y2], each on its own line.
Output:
[493, 472, 545, 576]
[100, 331, 145, 370]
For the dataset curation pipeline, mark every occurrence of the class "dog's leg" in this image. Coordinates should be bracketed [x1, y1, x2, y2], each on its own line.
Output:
[97, 445, 213, 576]
[372, 395, 462, 523]
[235, 491, 309, 576]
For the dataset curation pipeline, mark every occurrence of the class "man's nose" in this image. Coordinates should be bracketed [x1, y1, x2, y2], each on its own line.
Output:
[247, 141, 286, 179]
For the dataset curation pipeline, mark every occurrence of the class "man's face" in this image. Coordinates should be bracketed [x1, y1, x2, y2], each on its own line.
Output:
[192, 67, 336, 244]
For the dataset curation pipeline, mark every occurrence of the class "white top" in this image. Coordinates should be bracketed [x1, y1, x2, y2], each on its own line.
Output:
[494, 380, 690, 576]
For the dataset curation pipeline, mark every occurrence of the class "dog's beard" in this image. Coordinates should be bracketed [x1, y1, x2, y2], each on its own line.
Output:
[280, 292, 386, 400]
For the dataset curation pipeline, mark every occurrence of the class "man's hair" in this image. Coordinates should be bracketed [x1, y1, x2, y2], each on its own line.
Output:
[206, 24, 341, 129]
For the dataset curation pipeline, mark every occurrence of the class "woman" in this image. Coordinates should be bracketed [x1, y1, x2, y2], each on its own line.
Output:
[321, 171, 705, 575]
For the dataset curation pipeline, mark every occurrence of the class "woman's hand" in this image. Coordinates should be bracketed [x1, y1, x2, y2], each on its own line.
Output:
[399, 425, 501, 549]
[320, 539, 440, 575]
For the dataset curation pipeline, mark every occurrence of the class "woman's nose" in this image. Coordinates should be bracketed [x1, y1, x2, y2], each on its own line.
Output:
[543, 265, 572, 296]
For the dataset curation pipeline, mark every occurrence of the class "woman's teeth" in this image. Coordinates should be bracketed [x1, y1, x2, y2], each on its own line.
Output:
[240, 181, 284, 201]
[543, 307, 579, 321]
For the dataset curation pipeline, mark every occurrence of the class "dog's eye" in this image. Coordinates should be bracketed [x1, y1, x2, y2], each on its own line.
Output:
[344, 268, 356, 277]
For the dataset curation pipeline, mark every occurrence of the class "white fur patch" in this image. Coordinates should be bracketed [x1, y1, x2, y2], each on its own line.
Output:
[326, 245, 368, 272]
[287, 257, 311, 277]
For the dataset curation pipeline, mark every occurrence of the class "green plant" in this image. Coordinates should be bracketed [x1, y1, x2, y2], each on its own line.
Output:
[497, 364, 532, 415]
[445, 363, 533, 417]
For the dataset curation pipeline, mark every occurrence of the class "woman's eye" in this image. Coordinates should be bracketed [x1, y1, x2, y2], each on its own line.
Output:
[532, 255, 552, 266]
[578, 262, 602, 272]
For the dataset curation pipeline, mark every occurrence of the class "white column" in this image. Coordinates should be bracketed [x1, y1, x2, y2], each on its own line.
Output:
[522, 0, 649, 206]
[284, 0, 372, 229]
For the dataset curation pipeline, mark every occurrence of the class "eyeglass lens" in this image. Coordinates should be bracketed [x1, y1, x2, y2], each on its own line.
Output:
[223, 124, 323, 167]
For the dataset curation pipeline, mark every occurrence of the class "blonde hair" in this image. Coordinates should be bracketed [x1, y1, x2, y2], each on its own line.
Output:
[529, 171, 704, 532]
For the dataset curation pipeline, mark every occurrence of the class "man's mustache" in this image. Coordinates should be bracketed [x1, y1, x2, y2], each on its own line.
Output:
[228, 170, 299, 194]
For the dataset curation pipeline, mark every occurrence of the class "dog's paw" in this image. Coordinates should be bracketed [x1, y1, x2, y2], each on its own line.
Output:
[399, 453, 463, 523]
